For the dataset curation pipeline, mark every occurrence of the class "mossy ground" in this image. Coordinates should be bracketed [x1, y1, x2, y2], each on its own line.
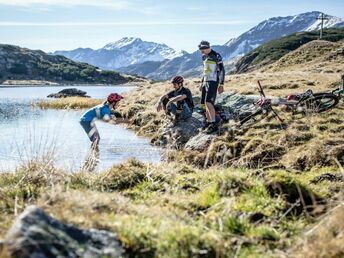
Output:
[1, 159, 343, 257]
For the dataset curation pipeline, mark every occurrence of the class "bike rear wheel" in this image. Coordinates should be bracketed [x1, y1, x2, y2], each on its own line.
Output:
[299, 93, 339, 113]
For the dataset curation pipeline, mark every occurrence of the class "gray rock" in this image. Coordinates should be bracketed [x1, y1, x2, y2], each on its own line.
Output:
[216, 91, 283, 116]
[160, 117, 203, 149]
[184, 133, 216, 151]
[4, 205, 125, 258]
[47, 88, 90, 98]
[216, 91, 257, 112]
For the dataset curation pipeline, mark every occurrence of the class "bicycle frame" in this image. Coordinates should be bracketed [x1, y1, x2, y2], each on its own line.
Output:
[256, 81, 284, 123]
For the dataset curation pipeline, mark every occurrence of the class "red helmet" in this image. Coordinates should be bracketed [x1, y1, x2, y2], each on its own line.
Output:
[287, 94, 296, 101]
[107, 93, 123, 103]
[171, 76, 184, 84]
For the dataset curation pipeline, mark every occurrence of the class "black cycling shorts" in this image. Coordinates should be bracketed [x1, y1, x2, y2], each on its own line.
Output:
[201, 81, 218, 105]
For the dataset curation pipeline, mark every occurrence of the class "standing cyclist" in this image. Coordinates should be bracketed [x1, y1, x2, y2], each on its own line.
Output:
[199, 40, 225, 134]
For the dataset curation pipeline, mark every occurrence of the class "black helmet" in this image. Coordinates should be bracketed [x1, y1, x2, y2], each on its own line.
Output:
[198, 40, 210, 50]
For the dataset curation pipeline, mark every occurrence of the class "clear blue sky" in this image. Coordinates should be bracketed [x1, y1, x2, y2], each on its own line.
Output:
[0, 0, 343, 52]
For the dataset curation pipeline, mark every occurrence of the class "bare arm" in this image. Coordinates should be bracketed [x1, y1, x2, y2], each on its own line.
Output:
[156, 94, 169, 112]
[168, 94, 187, 104]
[108, 117, 133, 125]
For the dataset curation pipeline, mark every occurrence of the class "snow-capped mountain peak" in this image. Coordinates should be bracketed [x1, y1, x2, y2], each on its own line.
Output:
[54, 37, 184, 69]
[222, 11, 344, 59]
[305, 12, 344, 31]
[103, 37, 142, 50]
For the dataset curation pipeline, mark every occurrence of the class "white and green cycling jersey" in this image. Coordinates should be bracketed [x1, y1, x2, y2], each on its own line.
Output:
[202, 49, 225, 84]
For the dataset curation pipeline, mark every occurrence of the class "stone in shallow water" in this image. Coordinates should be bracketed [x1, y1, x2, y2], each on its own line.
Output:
[4, 205, 125, 258]
[47, 88, 89, 98]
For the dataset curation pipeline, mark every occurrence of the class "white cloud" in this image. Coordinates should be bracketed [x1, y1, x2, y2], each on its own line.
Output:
[0, 20, 248, 26]
[0, 0, 130, 9]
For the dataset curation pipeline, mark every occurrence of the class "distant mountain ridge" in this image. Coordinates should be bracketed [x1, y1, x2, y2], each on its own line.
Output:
[119, 11, 344, 80]
[0, 44, 137, 85]
[54, 37, 184, 70]
[223, 11, 344, 59]
[54, 11, 344, 80]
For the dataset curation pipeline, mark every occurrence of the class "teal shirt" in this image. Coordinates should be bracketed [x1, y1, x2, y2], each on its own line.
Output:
[80, 104, 112, 122]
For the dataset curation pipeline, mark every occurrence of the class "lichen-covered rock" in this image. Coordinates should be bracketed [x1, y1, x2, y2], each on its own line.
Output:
[216, 91, 257, 112]
[216, 91, 284, 115]
[47, 88, 89, 98]
[160, 116, 203, 149]
[4, 205, 125, 258]
[184, 133, 216, 151]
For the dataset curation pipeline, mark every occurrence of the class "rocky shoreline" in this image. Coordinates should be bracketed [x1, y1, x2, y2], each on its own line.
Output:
[0, 80, 142, 87]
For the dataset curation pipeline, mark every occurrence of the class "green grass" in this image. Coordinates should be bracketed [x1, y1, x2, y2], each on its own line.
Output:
[1, 159, 343, 257]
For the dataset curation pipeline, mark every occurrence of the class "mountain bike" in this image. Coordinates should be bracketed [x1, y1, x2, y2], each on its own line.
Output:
[238, 81, 284, 127]
[280, 74, 344, 114]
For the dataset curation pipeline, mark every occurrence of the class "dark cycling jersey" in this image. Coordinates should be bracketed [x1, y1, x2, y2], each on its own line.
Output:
[167, 87, 194, 110]
[202, 49, 225, 85]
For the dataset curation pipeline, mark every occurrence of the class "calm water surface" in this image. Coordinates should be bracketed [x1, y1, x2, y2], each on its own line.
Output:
[0, 85, 162, 171]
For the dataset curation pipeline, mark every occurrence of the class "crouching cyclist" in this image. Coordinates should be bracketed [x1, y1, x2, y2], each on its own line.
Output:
[156, 76, 194, 124]
[80, 93, 129, 148]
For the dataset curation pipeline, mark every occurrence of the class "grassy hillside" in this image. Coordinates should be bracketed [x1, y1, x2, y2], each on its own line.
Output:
[1, 33, 344, 257]
[0, 44, 140, 85]
[235, 28, 344, 73]
[263, 40, 344, 73]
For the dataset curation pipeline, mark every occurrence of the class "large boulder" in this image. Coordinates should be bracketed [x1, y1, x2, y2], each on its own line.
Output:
[47, 88, 89, 98]
[216, 91, 284, 116]
[159, 116, 203, 149]
[216, 91, 257, 111]
[4, 205, 125, 258]
[184, 133, 216, 151]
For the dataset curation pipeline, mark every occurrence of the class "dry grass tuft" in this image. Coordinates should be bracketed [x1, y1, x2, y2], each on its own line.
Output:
[293, 202, 344, 258]
[35, 97, 102, 110]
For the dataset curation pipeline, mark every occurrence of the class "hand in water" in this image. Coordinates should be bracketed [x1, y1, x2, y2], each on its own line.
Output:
[111, 118, 134, 125]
